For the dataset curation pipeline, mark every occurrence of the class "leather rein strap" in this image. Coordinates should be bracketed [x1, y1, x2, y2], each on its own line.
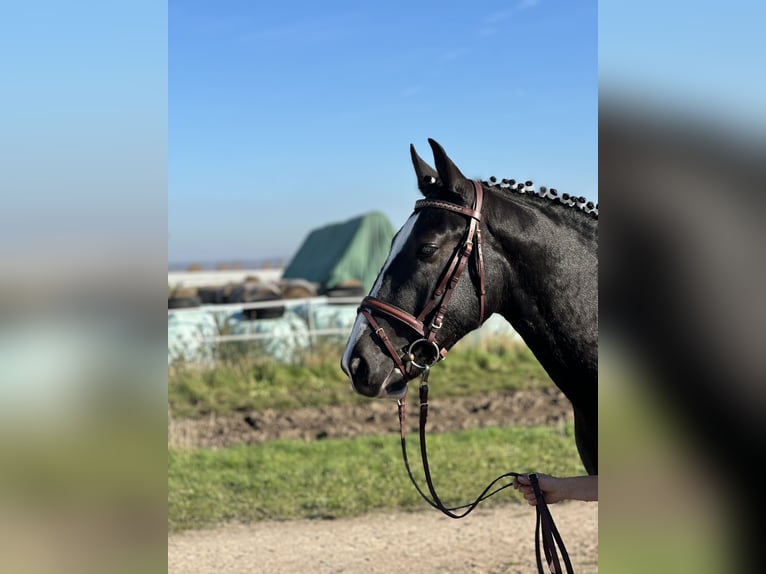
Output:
[398, 369, 575, 574]
[358, 180, 574, 573]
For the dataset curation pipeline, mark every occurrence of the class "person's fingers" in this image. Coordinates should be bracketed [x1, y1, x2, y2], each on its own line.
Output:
[515, 473, 531, 486]
[513, 479, 538, 505]
[513, 476, 530, 490]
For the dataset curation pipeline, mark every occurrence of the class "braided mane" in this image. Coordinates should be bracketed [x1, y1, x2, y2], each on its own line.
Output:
[481, 176, 598, 218]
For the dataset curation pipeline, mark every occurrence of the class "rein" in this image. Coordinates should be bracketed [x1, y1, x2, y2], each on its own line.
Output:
[360, 180, 575, 574]
[398, 366, 574, 574]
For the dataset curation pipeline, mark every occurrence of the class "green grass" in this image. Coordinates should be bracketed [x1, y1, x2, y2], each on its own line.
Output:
[168, 338, 552, 418]
[168, 423, 583, 532]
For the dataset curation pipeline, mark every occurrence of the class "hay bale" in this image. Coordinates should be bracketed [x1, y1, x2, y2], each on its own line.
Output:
[197, 286, 226, 304]
[168, 286, 201, 308]
[280, 279, 318, 299]
[323, 279, 365, 298]
[230, 283, 285, 320]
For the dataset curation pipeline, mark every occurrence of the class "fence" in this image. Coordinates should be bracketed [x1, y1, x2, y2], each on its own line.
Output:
[168, 296, 519, 365]
[167, 296, 361, 365]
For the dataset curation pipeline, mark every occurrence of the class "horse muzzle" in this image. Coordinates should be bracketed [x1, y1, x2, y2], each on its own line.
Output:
[344, 354, 409, 399]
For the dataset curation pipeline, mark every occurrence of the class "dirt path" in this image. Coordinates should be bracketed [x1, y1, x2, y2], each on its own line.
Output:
[168, 502, 597, 574]
[169, 388, 573, 449]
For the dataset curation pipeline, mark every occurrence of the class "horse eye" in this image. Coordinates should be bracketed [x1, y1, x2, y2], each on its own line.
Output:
[419, 243, 439, 258]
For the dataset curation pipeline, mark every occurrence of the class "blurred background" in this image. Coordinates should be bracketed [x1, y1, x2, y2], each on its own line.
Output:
[1, 2, 168, 573]
[599, 2, 765, 572]
[1, 0, 765, 573]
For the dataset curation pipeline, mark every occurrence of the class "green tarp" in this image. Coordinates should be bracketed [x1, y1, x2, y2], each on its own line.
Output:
[283, 211, 396, 292]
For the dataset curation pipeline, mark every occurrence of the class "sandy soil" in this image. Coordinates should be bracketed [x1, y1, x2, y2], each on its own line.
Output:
[168, 502, 597, 574]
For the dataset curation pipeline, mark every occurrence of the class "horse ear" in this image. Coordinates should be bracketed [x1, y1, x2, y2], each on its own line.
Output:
[410, 144, 439, 195]
[428, 138, 469, 195]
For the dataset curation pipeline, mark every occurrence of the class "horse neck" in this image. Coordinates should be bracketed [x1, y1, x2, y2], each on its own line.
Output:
[482, 189, 598, 396]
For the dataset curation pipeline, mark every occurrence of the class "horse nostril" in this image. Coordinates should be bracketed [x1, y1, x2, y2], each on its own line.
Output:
[349, 357, 368, 381]
[348, 355, 377, 397]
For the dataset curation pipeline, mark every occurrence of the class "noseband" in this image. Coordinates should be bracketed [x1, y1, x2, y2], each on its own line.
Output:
[359, 180, 486, 378]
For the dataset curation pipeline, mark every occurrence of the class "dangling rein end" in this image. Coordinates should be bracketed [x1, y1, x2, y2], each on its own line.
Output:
[396, 364, 575, 574]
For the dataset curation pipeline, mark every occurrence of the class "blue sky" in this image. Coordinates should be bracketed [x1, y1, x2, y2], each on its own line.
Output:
[599, 1, 766, 131]
[169, 0, 598, 264]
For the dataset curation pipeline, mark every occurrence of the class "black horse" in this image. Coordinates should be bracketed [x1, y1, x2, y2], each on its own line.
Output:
[341, 139, 597, 475]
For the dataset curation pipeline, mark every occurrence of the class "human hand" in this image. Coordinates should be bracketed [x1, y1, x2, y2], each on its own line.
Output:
[513, 473, 597, 505]
[513, 473, 558, 505]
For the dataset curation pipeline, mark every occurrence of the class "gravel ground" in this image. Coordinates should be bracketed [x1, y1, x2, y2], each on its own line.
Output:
[168, 502, 598, 573]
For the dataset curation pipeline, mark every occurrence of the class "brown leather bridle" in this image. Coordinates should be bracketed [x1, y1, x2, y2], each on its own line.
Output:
[355, 179, 575, 574]
[359, 180, 486, 379]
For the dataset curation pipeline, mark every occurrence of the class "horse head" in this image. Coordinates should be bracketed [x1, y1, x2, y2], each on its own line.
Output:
[341, 139, 493, 398]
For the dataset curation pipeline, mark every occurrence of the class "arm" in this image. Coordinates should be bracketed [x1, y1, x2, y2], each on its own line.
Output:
[513, 473, 598, 505]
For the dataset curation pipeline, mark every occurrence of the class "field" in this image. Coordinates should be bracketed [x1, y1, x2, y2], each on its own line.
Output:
[168, 338, 598, 572]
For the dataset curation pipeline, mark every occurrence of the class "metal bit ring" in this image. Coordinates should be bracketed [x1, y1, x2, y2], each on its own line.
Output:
[407, 338, 441, 369]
